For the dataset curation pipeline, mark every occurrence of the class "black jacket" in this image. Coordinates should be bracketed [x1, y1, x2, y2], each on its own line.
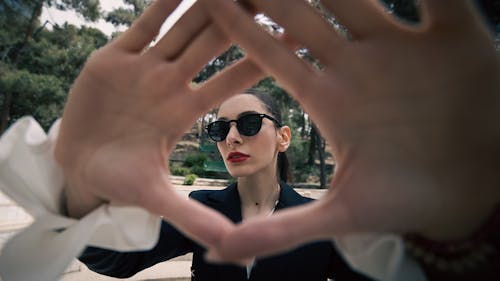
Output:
[80, 183, 371, 281]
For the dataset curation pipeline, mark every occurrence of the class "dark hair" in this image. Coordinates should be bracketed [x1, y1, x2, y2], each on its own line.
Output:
[243, 89, 291, 183]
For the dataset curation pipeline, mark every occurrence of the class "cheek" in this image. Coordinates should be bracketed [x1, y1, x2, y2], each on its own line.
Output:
[253, 133, 279, 161]
[217, 142, 230, 155]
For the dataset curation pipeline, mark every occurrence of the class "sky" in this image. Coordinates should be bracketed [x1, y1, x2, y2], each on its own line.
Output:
[40, 0, 197, 38]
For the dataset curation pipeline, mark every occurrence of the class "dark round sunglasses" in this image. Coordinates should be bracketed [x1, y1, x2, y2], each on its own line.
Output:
[206, 113, 282, 142]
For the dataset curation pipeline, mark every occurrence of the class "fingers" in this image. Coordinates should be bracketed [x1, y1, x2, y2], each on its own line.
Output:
[420, 0, 479, 28]
[173, 23, 230, 83]
[203, 0, 316, 97]
[150, 1, 211, 60]
[169, 198, 235, 248]
[207, 199, 346, 262]
[192, 58, 264, 114]
[114, 0, 183, 52]
[319, 0, 395, 39]
[245, 0, 343, 66]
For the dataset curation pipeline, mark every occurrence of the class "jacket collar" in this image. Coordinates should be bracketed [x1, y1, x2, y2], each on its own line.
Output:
[205, 181, 307, 223]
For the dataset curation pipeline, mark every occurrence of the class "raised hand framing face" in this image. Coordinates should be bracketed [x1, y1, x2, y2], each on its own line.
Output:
[54, 0, 263, 249]
[202, 0, 500, 261]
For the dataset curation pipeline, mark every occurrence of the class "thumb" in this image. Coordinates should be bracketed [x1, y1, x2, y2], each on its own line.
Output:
[140, 178, 235, 249]
[165, 197, 236, 248]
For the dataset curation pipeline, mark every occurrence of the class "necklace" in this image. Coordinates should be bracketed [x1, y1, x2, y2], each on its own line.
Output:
[253, 184, 280, 209]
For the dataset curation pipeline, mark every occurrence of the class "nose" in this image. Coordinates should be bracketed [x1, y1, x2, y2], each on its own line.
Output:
[225, 122, 242, 146]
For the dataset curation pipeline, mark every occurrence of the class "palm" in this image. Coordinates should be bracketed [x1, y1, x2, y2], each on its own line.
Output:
[54, 0, 264, 248]
[307, 25, 500, 234]
[57, 47, 192, 208]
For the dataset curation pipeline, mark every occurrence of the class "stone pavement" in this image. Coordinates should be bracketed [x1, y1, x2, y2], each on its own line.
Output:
[0, 176, 326, 281]
[58, 254, 192, 281]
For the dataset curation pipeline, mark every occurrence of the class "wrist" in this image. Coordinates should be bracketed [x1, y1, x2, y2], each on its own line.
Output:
[63, 182, 105, 219]
[404, 204, 500, 275]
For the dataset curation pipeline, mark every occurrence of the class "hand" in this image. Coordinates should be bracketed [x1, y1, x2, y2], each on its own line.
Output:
[54, 0, 263, 248]
[203, 0, 500, 261]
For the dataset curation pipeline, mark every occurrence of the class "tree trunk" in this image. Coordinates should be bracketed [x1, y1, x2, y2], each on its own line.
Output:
[1, 0, 45, 133]
[317, 137, 327, 189]
[312, 124, 327, 188]
[0, 92, 13, 134]
[308, 123, 317, 166]
[13, 0, 44, 64]
[300, 111, 306, 139]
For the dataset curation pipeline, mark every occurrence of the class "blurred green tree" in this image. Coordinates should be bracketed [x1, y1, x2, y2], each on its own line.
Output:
[1, 0, 107, 131]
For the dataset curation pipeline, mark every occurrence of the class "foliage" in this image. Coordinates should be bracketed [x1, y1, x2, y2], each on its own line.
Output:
[183, 174, 198, 186]
[190, 165, 207, 178]
[181, 153, 209, 177]
[0, 68, 66, 128]
[287, 138, 310, 181]
[1, 6, 108, 131]
[171, 153, 210, 178]
[0, 1, 32, 45]
[183, 153, 208, 168]
[44, 0, 101, 21]
[193, 45, 244, 83]
[171, 165, 191, 177]
[0, 0, 101, 22]
[105, 7, 136, 27]
[105, 0, 151, 27]
[16, 24, 107, 83]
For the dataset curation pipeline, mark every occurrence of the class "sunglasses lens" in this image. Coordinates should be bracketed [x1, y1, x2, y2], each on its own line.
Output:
[238, 114, 262, 136]
[207, 114, 267, 142]
[208, 121, 229, 142]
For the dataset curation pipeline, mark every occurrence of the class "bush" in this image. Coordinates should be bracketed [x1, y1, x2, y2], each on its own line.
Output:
[183, 153, 208, 168]
[171, 166, 191, 176]
[183, 174, 198, 185]
[190, 165, 206, 177]
[1, 69, 66, 130]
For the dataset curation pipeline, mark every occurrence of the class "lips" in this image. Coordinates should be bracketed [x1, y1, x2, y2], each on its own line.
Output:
[227, 152, 250, 163]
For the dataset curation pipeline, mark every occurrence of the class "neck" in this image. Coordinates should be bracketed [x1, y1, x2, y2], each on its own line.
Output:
[237, 172, 281, 210]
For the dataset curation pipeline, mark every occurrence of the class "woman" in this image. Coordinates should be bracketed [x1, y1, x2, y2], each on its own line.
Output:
[79, 89, 371, 281]
[2, 0, 497, 280]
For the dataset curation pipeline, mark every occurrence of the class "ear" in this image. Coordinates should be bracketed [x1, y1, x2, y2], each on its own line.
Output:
[277, 125, 291, 152]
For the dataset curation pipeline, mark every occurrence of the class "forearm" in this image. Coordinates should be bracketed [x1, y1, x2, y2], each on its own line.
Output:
[63, 181, 105, 219]
[79, 247, 150, 278]
[79, 221, 193, 278]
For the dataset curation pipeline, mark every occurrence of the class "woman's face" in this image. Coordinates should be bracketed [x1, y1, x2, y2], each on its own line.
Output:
[216, 94, 284, 178]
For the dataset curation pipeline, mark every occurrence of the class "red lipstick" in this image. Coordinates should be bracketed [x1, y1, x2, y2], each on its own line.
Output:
[227, 152, 250, 163]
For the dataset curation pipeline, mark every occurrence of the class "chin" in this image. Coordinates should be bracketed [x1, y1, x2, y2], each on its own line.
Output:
[227, 167, 254, 178]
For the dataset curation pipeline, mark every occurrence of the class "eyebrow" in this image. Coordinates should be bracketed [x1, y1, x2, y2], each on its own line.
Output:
[217, 111, 261, 121]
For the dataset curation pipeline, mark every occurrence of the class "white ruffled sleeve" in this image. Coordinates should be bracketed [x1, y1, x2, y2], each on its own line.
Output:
[334, 234, 427, 281]
[0, 117, 161, 281]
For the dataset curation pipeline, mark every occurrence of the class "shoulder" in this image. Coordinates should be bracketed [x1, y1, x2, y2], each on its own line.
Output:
[279, 182, 315, 208]
[188, 189, 216, 203]
[188, 183, 237, 204]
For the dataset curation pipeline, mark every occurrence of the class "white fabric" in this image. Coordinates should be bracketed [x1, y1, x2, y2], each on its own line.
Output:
[0, 117, 427, 281]
[0, 117, 161, 281]
[335, 234, 427, 281]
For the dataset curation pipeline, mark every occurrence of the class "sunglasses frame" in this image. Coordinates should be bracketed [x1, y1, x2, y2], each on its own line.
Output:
[206, 113, 282, 142]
